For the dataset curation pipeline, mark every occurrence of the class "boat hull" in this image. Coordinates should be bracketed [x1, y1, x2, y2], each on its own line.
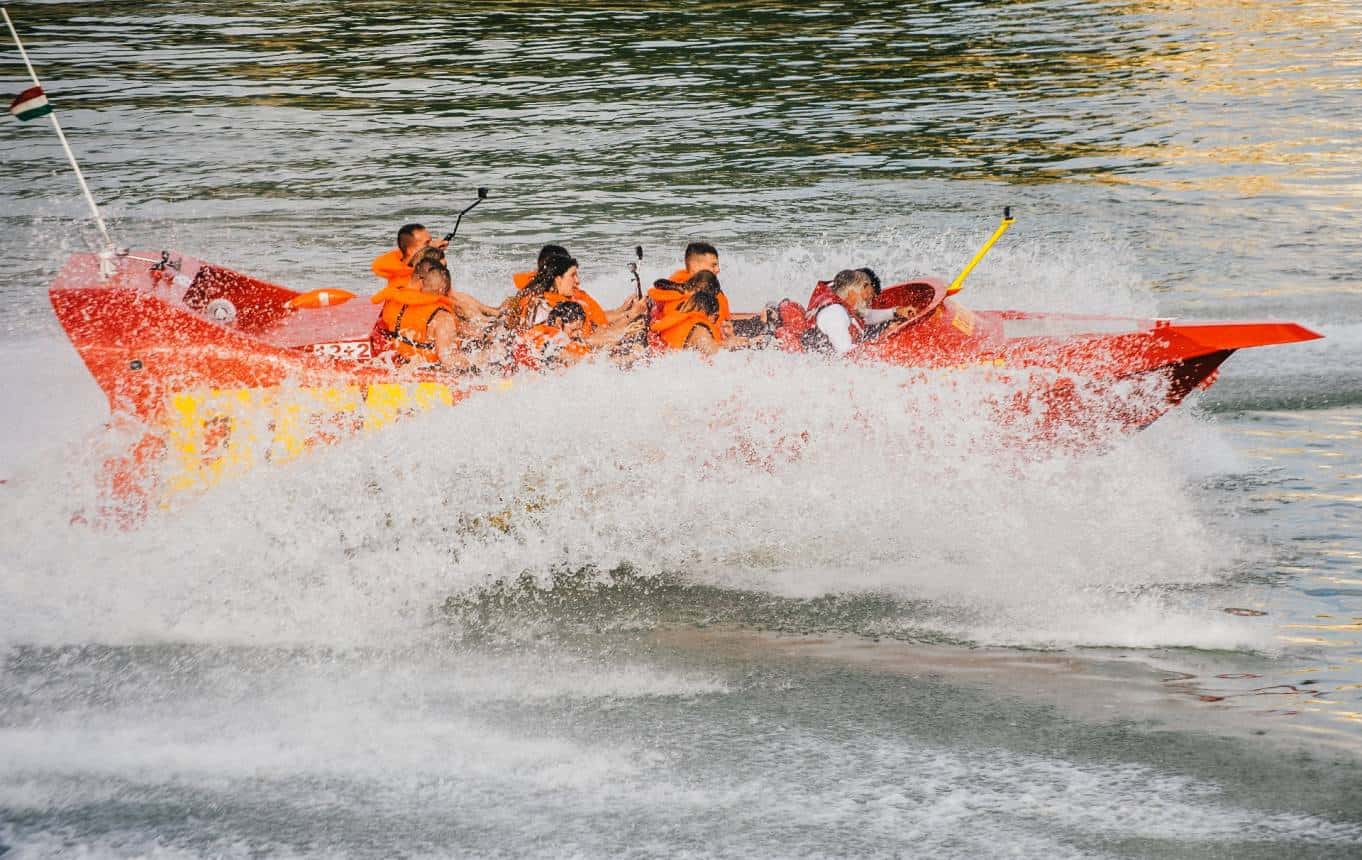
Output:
[47, 252, 1322, 512]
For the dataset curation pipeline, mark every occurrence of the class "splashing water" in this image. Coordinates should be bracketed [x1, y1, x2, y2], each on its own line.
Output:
[1, 342, 1257, 654]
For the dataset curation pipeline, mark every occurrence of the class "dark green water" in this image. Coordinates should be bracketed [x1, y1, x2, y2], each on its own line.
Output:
[1, 2, 1360, 857]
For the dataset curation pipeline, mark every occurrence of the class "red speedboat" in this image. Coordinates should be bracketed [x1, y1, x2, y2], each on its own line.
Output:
[49, 249, 1320, 509]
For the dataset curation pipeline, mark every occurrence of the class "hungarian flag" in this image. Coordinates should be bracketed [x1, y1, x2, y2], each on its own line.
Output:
[9, 86, 52, 121]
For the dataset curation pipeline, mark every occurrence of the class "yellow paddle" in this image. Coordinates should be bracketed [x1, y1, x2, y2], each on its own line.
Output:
[947, 207, 1015, 296]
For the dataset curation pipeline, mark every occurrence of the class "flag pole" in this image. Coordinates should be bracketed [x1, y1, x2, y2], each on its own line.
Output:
[3, 6, 116, 267]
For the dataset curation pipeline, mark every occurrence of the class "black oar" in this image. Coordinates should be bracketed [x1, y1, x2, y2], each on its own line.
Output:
[628, 245, 644, 298]
[443, 187, 489, 244]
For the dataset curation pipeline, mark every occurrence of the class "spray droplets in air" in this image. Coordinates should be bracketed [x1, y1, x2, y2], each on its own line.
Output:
[0, 348, 1249, 651]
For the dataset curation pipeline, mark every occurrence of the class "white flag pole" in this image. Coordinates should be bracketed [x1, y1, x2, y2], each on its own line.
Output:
[3, 6, 116, 263]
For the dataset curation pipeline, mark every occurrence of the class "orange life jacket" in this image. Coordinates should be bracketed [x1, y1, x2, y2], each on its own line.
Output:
[651, 309, 723, 351]
[512, 270, 535, 290]
[648, 284, 688, 316]
[525, 323, 559, 353]
[372, 248, 412, 290]
[521, 323, 593, 368]
[509, 289, 606, 333]
[545, 288, 608, 329]
[503, 291, 550, 331]
[646, 285, 686, 349]
[370, 285, 457, 364]
[660, 270, 731, 321]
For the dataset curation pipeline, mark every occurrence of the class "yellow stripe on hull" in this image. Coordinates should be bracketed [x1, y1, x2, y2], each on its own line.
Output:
[162, 381, 476, 499]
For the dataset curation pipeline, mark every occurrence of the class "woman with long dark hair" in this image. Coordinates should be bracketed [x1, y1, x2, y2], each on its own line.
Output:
[501, 252, 580, 330]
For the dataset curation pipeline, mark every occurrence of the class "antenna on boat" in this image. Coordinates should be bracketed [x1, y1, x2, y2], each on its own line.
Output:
[3, 7, 117, 278]
[628, 245, 643, 298]
[947, 206, 1015, 296]
[443, 187, 489, 244]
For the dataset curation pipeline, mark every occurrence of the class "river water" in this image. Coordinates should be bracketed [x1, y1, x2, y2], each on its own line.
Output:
[1, 1, 1360, 857]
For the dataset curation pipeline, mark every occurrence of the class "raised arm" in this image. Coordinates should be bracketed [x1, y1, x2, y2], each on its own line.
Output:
[606, 294, 647, 322]
[585, 313, 641, 349]
[430, 313, 472, 372]
[449, 291, 501, 322]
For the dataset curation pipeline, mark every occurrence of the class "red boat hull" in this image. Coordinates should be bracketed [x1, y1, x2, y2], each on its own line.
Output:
[48, 252, 1322, 509]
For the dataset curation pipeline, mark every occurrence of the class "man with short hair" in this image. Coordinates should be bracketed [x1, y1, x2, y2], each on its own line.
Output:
[665, 241, 728, 318]
[372, 223, 449, 290]
[664, 241, 766, 330]
[370, 261, 474, 370]
[666, 241, 721, 285]
[416, 266, 468, 369]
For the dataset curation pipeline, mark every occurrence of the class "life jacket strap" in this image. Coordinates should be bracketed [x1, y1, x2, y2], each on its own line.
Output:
[382, 305, 450, 351]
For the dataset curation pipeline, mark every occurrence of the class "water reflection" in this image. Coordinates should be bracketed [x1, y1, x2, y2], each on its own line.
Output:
[1200, 408, 1362, 737]
[1, 0, 1357, 313]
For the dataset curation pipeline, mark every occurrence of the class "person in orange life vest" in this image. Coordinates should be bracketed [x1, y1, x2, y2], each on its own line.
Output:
[664, 242, 775, 348]
[646, 269, 751, 347]
[372, 249, 484, 357]
[651, 289, 724, 356]
[369, 250, 450, 356]
[503, 253, 645, 339]
[648, 269, 723, 322]
[805, 268, 918, 355]
[372, 223, 448, 290]
[515, 244, 643, 327]
[523, 301, 594, 369]
[663, 241, 735, 320]
[511, 244, 569, 291]
[405, 245, 501, 323]
[371, 263, 471, 370]
[500, 252, 579, 330]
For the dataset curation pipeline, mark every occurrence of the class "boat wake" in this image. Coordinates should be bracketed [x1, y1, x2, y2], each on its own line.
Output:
[0, 344, 1267, 654]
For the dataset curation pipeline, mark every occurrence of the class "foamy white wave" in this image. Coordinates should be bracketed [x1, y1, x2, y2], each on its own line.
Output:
[0, 709, 634, 790]
[0, 337, 109, 479]
[3, 703, 1358, 859]
[0, 339, 1249, 651]
[0, 648, 721, 795]
[0, 217, 1288, 653]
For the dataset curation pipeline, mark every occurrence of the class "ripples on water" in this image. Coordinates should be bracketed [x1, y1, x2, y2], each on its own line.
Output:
[1, 1, 1358, 321]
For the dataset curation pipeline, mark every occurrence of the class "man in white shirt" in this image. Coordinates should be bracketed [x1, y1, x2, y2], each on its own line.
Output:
[805, 269, 918, 354]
